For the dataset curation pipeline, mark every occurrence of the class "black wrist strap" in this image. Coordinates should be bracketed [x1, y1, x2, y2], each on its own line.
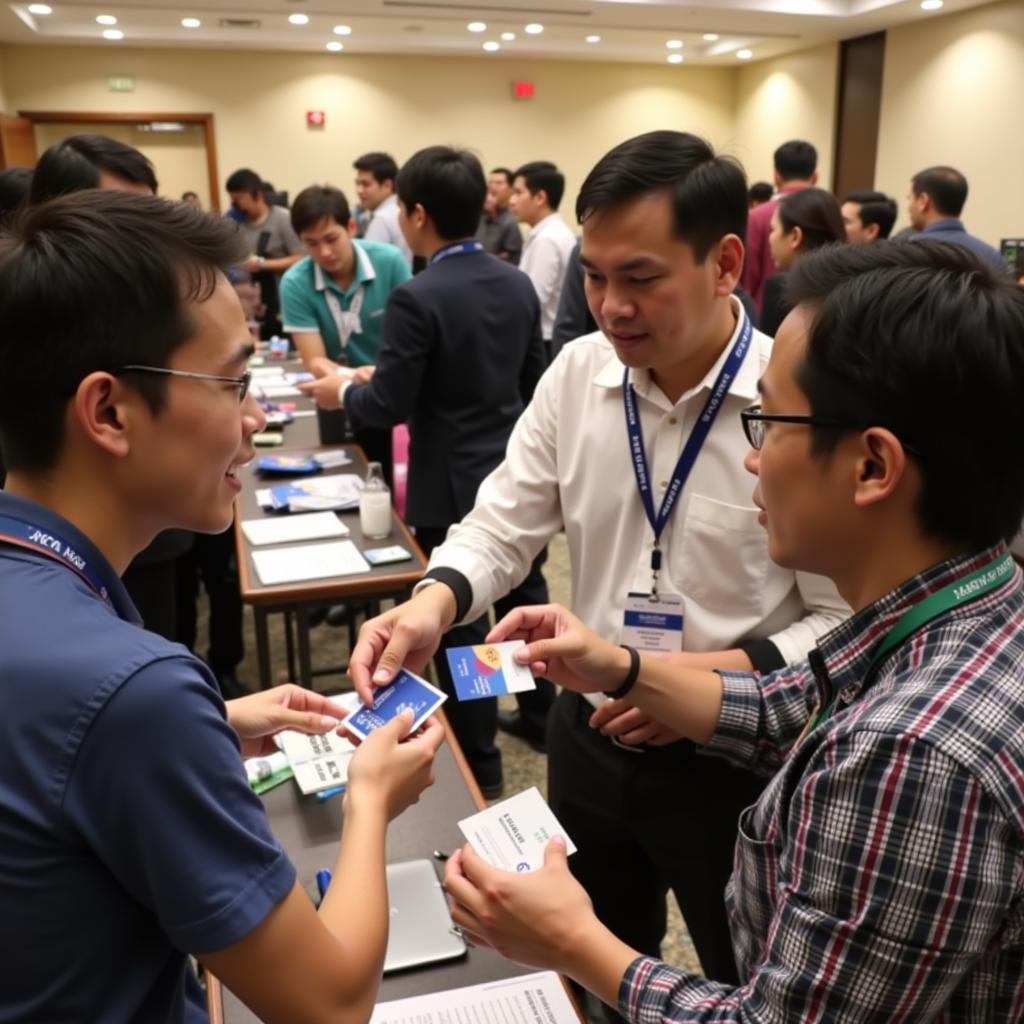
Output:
[604, 645, 641, 699]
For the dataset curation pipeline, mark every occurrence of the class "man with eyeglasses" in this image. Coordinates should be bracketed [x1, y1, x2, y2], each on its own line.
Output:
[348, 131, 849, 996]
[0, 191, 444, 1021]
[443, 240, 1024, 1023]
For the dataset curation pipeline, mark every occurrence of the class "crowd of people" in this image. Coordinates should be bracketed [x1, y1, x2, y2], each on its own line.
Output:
[0, 124, 1022, 1024]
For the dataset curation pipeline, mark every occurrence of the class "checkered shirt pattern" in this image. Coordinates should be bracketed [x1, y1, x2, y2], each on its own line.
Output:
[620, 545, 1024, 1022]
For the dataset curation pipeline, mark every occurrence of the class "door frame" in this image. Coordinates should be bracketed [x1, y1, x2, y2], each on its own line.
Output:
[18, 110, 220, 210]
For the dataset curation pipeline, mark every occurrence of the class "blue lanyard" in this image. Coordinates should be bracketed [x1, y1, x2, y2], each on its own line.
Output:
[430, 240, 484, 265]
[0, 513, 111, 604]
[623, 314, 753, 594]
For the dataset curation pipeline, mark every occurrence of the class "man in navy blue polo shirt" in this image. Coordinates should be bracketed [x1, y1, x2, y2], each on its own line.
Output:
[0, 191, 443, 1022]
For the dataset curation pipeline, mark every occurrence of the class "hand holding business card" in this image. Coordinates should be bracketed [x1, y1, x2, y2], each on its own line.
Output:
[340, 668, 447, 741]
[445, 640, 537, 702]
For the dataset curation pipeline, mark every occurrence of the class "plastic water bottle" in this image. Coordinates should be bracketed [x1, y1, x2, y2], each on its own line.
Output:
[359, 462, 392, 540]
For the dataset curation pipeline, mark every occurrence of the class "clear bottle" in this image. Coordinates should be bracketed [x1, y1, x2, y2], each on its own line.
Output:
[359, 462, 392, 540]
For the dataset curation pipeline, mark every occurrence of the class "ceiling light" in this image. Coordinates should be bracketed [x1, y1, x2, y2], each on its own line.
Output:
[96, 15, 117, 26]
[703, 33, 719, 41]
[666, 39, 683, 49]
[920, 0, 943, 8]
[585, 34, 601, 43]
[525, 22, 543, 34]
[182, 18, 201, 28]
[737, 48, 753, 59]
[667, 53, 683, 64]
[333, 24, 352, 35]
[27, 4, 52, 14]
[467, 21, 486, 32]
[102, 28, 123, 39]
[326, 41, 343, 51]
[288, 13, 309, 26]
[482, 41, 500, 51]
[501, 31, 515, 40]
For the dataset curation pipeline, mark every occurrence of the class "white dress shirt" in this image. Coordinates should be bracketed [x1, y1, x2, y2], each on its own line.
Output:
[363, 194, 413, 267]
[422, 299, 850, 662]
[519, 213, 577, 341]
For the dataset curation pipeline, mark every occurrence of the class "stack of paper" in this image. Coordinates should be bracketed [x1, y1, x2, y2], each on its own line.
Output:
[277, 699, 359, 794]
[251, 539, 370, 585]
[241, 512, 349, 546]
[256, 474, 365, 512]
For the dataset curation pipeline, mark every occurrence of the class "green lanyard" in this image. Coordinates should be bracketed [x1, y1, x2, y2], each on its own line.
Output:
[807, 552, 1016, 736]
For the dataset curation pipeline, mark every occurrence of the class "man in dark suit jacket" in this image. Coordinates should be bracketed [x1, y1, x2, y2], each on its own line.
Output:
[300, 145, 548, 796]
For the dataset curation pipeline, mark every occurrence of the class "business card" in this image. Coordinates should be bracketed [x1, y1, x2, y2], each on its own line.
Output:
[457, 786, 577, 872]
[340, 668, 447, 741]
[445, 641, 537, 702]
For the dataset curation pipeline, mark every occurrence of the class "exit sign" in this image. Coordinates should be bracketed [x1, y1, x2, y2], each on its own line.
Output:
[107, 76, 134, 93]
[307, 110, 326, 127]
[512, 80, 535, 99]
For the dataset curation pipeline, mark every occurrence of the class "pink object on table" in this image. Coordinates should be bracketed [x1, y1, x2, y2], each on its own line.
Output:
[392, 424, 410, 518]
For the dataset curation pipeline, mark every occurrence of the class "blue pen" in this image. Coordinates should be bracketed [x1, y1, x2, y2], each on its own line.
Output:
[316, 869, 332, 901]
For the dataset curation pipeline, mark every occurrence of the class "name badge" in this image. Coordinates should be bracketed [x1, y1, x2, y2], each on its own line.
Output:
[621, 591, 684, 653]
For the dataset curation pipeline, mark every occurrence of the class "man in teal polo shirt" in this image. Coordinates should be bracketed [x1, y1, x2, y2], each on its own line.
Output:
[281, 184, 410, 475]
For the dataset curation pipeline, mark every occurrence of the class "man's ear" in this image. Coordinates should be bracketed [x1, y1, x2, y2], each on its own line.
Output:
[714, 234, 745, 295]
[809, 171, 819, 186]
[865, 223, 880, 242]
[851, 427, 912, 511]
[347, 217, 358, 237]
[72, 372, 136, 460]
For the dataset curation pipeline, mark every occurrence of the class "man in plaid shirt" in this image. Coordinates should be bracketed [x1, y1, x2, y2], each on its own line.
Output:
[444, 240, 1024, 1021]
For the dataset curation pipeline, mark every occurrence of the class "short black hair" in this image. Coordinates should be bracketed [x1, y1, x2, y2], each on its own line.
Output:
[181, 190, 199, 201]
[0, 167, 32, 229]
[225, 168, 263, 195]
[773, 140, 817, 182]
[290, 185, 352, 235]
[514, 161, 565, 211]
[31, 134, 158, 203]
[778, 187, 847, 250]
[749, 181, 773, 203]
[0, 191, 247, 472]
[490, 167, 514, 186]
[911, 165, 968, 217]
[576, 131, 747, 262]
[788, 241, 1024, 548]
[397, 146, 487, 240]
[354, 152, 399, 187]
[843, 189, 898, 239]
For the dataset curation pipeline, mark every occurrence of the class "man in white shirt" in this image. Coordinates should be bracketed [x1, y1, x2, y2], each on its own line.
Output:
[511, 161, 577, 353]
[348, 131, 849, 995]
[354, 151, 413, 268]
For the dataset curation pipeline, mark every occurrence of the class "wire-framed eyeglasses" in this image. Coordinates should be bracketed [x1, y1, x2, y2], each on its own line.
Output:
[115, 364, 252, 404]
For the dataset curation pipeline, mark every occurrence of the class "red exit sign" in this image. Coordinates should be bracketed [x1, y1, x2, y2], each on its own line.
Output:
[512, 80, 535, 99]
[306, 110, 326, 127]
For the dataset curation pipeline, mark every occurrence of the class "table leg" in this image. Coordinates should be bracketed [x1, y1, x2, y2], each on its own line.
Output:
[296, 605, 313, 688]
[284, 609, 297, 682]
[254, 607, 271, 690]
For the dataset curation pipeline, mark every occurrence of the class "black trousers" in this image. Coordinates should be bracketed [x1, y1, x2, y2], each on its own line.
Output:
[547, 690, 766, 987]
[316, 407, 393, 489]
[122, 558, 180, 641]
[417, 528, 555, 789]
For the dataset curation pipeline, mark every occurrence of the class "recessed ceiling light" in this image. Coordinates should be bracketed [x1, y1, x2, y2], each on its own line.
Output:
[102, 28, 123, 40]
[920, 0, 943, 8]
[703, 33, 719, 41]
[96, 15, 118, 26]
[181, 17, 201, 29]
[27, 4, 52, 14]
[288, 13, 309, 26]
[666, 39, 683, 49]
[467, 21, 486, 32]
[667, 53, 684, 64]
[333, 24, 352, 35]
[482, 41, 500, 51]
[326, 41, 343, 51]
[737, 48, 753, 59]
[525, 22, 543, 34]
[501, 31, 515, 41]
[586, 34, 601, 43]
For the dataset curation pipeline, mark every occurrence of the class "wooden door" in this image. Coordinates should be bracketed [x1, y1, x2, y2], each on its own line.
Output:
[0, 115, 37, 168]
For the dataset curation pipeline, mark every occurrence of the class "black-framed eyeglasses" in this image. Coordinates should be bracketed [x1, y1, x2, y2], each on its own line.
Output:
[740, 404, 857, 450]
[114, 365, 252, 404]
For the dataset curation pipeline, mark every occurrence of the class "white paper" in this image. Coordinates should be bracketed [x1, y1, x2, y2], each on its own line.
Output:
[260, 385, 302, 398]
[313, 449, 353, 469]
[370, 971, 579, 1024]
[251, 540, 370, 585]
[241, 512, 349, 546]
[256, 488, 274, 508]
[277, 695, 359, 794]
[458, 787, 577, 872]
[291, 409, 317, 418]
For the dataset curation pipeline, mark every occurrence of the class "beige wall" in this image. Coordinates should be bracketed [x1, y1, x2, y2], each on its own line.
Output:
[730, 42, 839, 191]
[876, 0, 1024, 245]
[0, 45, 736, 217]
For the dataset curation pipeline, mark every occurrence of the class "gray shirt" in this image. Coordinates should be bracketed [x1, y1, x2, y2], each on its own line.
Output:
[475, 207, 522, 266]
[235, 204, 302, 267]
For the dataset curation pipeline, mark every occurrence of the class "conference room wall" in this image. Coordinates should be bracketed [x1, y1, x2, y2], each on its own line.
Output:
[875, 0, 1024, 246]
[0, 45, 736, 217]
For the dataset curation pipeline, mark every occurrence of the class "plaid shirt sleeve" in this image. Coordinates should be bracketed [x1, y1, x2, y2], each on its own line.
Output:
[618, 731, 1019, 1022]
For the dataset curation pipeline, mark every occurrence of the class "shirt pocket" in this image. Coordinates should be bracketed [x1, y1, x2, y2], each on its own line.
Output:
[673, 494, 770, 615]
[731, 799, 780, 947]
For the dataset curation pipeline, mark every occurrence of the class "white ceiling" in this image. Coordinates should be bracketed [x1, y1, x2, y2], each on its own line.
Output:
[1, 0, 993, 65]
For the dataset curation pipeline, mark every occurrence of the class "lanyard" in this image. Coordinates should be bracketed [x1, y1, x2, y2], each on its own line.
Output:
[430, 240, 484, 265]
[0, 513, 110, 604]
[623, 313, 752, 594]
[805, 551, 1016, 737]
[323, 285, 365, 360]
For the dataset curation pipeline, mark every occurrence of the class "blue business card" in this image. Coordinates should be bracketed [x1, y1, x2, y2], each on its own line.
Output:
[341, 669, 447, 741]
[445, 641, 537, 702]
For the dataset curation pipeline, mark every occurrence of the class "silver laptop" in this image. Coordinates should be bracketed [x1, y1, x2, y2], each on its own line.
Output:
[383, 859, 468, 974]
